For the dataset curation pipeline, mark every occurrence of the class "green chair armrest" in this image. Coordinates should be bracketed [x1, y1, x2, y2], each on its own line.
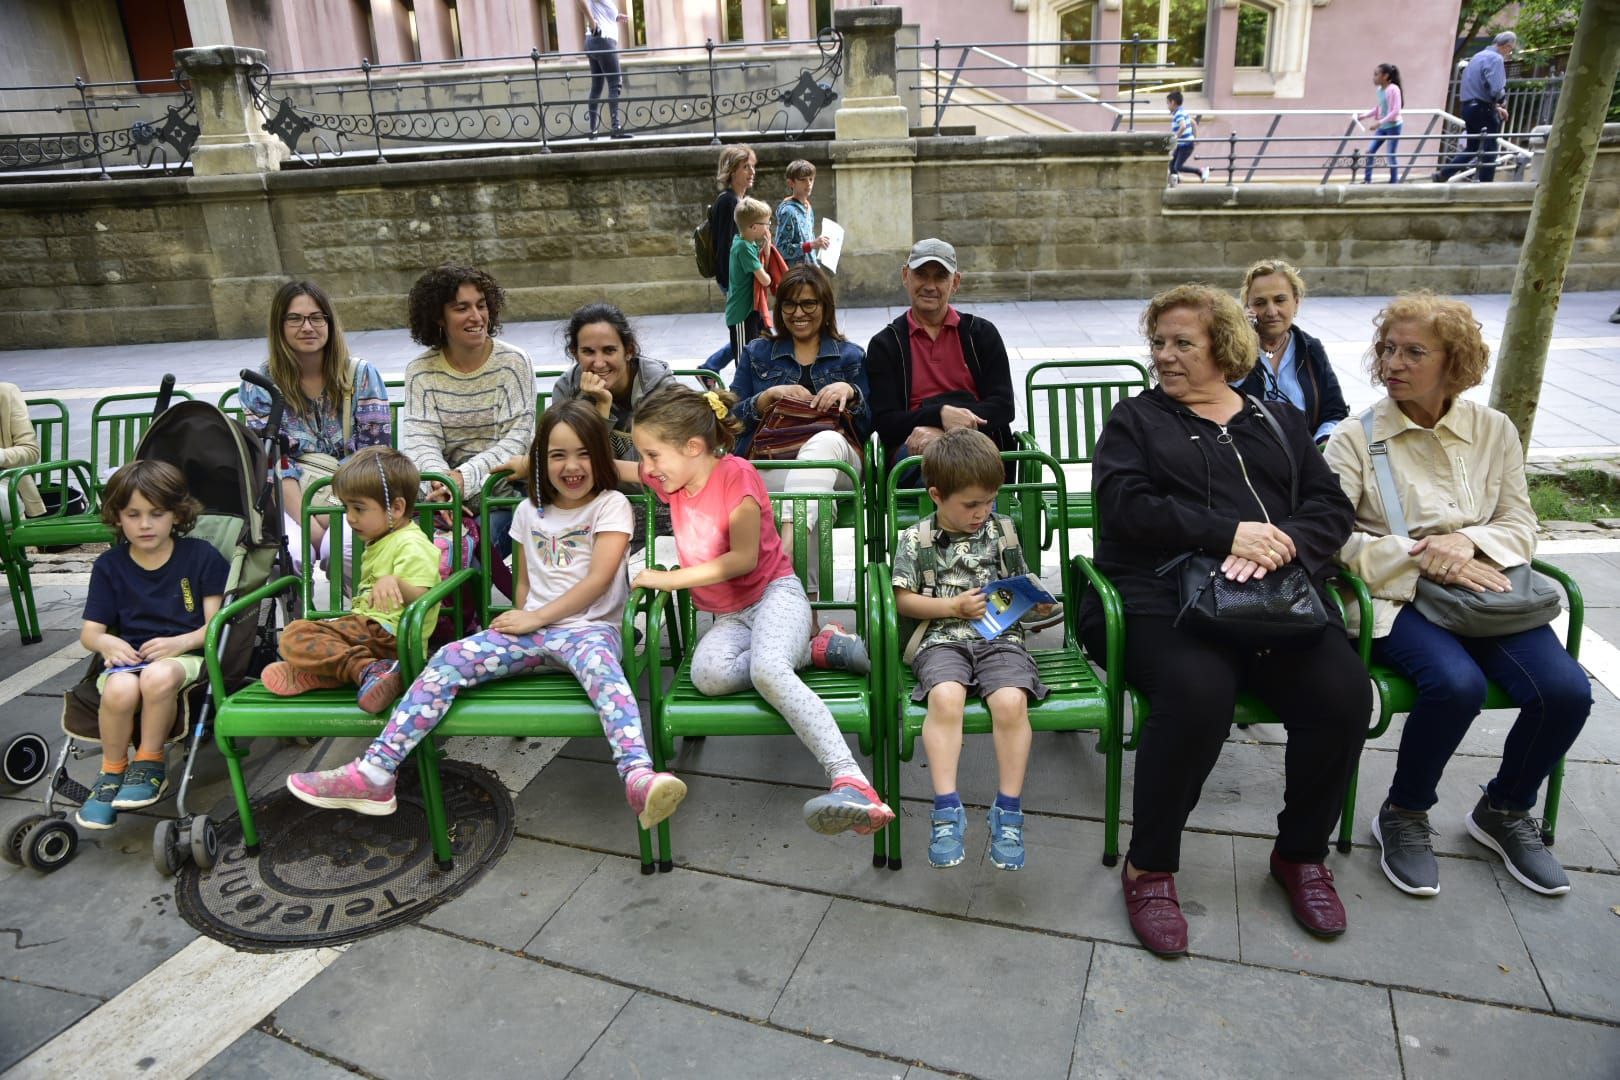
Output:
[3, 459, 99, 524]
[205, 575, 300, 701]
[1333, 567, 1377, 665]
[1070, 553, 1125, 718]
[1531, 558, 1582, 658]
[397, 567, 482, 677]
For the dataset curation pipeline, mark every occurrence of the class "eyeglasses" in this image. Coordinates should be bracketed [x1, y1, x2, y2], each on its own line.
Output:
[1375, 342, 1438, 364]
[780, 299, 822, 315]
[284, 313, 329, 329]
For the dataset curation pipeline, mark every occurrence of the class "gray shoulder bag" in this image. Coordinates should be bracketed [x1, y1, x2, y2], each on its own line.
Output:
[1360, 410, 1559, 637]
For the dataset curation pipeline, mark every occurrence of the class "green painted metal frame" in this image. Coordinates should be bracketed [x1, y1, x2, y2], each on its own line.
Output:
[1, 398, 70, 642]
[644, 458, 889, 868]
[876, 447, 1125, 868]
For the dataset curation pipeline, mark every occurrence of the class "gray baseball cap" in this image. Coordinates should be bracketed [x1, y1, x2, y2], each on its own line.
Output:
[906, 238, 958, 273]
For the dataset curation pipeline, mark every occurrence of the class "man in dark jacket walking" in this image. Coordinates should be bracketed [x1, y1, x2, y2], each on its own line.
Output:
[865, 239, 1017, 478]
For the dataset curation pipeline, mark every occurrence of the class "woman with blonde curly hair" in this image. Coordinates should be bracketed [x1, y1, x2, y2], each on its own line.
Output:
[1080, 283, 1368, 957]
[1324, 292, 1590, 900]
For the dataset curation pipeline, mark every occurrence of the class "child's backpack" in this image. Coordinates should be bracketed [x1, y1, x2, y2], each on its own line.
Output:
[693, 205, 715, 279]
[897, 514, 1022, 663]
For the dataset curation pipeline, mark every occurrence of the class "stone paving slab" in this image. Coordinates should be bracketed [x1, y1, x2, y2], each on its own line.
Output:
[270, 925, 632, 1079]
[771, 899, 1092, 1080]
[190, 1029, 358, 1080]
[1359, 683, 1620, 765]
[418, 836, 605, 953]
[570, 992, 908, 1079]
[1391, 990, 1620, 1080]
[1070, 943, 1402, 1079]
[1230, 836, 1549, 1010]
[1494, 866, 1620, 1024]
[0, 978, 99, 1073]
[529, 859, 833, 1017]
[1559, 761, 1620, 868]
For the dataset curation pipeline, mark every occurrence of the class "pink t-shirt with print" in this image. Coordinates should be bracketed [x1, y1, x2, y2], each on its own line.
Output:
[647, 453, 792, 614]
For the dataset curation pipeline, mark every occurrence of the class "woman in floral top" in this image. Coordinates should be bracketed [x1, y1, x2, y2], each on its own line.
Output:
[241, 280, 391, 567]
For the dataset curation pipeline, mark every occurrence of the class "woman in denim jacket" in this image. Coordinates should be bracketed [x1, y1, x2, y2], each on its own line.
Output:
[729, 265, 869, 599]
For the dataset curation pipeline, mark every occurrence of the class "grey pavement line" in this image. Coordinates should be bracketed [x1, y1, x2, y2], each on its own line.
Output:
[1387, 990, 1408, 1078]
[495, 838, 1620, 1029]
[245, 1024, 388, 1080]
[562, 989, 638, 1079]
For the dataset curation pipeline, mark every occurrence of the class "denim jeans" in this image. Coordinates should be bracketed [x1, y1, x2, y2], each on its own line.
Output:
[1364, 122, 1402, 183]
[1372, 605, 1590, 812]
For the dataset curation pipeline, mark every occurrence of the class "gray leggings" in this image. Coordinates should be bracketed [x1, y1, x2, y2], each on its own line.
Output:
[689, 575, 863, 783]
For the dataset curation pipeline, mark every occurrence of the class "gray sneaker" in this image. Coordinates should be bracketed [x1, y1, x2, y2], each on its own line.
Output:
[1372, 802, 1440, 896]
[1465, 790, 1571, 896]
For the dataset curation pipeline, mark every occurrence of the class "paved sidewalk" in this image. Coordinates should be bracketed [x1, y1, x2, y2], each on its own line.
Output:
[2, 289, 1619, 1078]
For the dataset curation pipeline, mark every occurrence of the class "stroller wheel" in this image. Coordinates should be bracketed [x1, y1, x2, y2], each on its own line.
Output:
[21, 820, 78, 873]
[3, 814, 48, 867]
[152, 819, 184, 877]
[190, 815, 219, 869]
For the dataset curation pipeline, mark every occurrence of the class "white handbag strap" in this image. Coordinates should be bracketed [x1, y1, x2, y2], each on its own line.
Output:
[1360, 408, 1411, 539]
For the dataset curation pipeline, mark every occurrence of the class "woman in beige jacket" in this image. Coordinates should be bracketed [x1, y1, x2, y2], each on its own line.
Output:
[0, 381, 47, 523]
[1324, 293, 1589, 901]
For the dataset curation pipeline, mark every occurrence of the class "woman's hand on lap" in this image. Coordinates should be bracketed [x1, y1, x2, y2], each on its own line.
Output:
[1230, 521, 1295, 571]
[1446, 558, 1512, 593]
[811, 382, 853, 411]
[1409, 533, 1476, 582]
[1220, 555, 1268, 582]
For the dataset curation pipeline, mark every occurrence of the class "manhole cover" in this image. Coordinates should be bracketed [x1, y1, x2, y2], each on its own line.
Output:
[176, 760, 513, 951]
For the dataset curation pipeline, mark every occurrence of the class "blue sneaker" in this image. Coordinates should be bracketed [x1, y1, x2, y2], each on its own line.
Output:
[987, 805, 1026, 871]
[928, 805, 967, 868]
[112, 760, 169, 809]
[75, 771, 122, 830]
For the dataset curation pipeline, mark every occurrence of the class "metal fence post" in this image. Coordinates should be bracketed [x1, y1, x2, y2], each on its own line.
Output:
[76, 77, 110, 180]
[361, 58, 387, 163]
[706, 38, 721, 146]
[933, 38, 942, 135]
[529, 48, 551, 153]
[1128, 35, 1140, 132]
[1227, 131, 1235, 184]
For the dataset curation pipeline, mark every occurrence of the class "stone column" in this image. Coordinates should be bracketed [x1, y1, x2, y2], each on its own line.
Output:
[830, 6, 916, 304]
[175, 46, 284, 175]
[181, 0, 235, 46]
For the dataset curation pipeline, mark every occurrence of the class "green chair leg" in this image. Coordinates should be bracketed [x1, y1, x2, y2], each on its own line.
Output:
[1337, 764, 1361, 855]
[220, 736, 261, 851]
[636, 820, 654, 873]
[1543, 757, 1564, 845]
[656, 819, 672, 872]
[415, 738, 455, 871]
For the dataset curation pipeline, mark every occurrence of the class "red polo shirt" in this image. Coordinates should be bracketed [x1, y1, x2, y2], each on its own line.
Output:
[906, 307, 977, 410]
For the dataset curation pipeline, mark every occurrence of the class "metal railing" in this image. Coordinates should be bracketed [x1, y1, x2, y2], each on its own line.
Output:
[0, 74, 197, 179]
[1447, 72, 1565, 134]
[252, 31, 843, 165]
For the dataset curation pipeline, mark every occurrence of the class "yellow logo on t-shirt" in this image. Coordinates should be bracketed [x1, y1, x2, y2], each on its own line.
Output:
[181, 577, 195, 612]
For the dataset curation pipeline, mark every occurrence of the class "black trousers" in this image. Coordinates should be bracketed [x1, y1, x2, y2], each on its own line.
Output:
[585, 32, 623, 131]
[1440, 99, 1503, 181]
[1083, 612, 1370, 872]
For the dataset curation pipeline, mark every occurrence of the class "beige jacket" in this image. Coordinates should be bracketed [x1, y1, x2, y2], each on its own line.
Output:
[0, 382, 46, 520]
[1323, 395, 1536, 638]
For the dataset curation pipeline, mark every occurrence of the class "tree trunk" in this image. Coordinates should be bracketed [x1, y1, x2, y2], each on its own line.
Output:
[1490, 0, 1620, 451]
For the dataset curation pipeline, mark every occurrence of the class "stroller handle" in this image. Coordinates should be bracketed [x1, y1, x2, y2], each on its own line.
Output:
[239, 369, 288, 451]
[153, 374, 176, 417]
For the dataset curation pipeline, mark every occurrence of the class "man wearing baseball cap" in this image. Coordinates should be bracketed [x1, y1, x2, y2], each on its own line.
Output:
[866, 238, 1017, 478]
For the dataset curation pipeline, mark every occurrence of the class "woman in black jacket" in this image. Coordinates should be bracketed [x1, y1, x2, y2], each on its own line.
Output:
[1233, 259, 1349, 445]
[1079, 283, 1368, 959]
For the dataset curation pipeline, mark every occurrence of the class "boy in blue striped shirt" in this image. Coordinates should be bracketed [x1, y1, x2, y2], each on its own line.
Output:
[1167, 91, 1208, 186]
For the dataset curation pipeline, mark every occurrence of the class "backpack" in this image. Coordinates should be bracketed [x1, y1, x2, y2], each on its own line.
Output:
[693, 206, 715, 279]
[898, 514, 1022, 663]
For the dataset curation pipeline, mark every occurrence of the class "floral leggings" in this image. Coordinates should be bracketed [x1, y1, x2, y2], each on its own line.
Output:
[362, 624, 652, 780]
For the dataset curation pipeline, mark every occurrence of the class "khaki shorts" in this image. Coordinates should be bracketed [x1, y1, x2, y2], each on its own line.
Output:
[96, 653, 206, 694]
[910, 638, 1049, 703]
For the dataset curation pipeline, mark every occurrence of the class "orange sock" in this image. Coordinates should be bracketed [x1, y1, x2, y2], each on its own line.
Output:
[102, 757, 129, 775]
[134, 749, 165, 764]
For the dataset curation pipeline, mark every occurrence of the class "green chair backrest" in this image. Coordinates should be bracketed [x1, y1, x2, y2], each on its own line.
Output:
[743, 459, 867, 634]
[533, 368, 566, 423]
[670, 369, 725, 393]
[91, 388, 195, 492]
[23, 397, 70, 503]
[1023, 359, 1149, 464]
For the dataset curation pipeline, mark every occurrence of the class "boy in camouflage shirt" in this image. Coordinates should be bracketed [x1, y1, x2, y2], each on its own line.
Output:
[892, 429, 1051, 872]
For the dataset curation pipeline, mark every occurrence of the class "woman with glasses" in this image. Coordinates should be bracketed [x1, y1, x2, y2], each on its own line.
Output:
[241, 280, 391, 567]
[1324, 292, 1589, 900]
[728, 264, 870, 599]
[1233, 259, 1348, 447]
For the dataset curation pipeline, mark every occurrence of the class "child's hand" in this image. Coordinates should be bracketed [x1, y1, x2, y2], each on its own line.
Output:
[139, 636, 189, 661]
[632, 568, 674, 592]
[370, 575, 405, 612]
[1032, 602, 1056, 618]
[815, 235, 831, 250]
[100, 637, 142, 668]
[951, 588, 987, 620]
[491, 608, 544, 635]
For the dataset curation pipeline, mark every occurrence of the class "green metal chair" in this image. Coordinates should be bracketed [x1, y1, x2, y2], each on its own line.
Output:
[3, 388, 193, 643]
[1, 398, 70, 643]
[876, 448, 1124, 868]
[670, 369, 725, 392]
[644, 459, 888, 869]
[210, 475, 470, 867]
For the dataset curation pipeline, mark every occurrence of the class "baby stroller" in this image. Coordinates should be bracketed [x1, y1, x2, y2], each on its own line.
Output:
[2, 374, 295, 875]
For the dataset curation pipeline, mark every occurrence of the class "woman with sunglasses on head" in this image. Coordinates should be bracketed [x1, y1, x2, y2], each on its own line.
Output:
[241, 280, 391, 568]
[1233, 259, 1348, 448]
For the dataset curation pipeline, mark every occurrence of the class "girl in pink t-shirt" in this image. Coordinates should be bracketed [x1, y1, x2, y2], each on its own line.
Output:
[288, 401, 685, 830]
[631, 385, 894, 836]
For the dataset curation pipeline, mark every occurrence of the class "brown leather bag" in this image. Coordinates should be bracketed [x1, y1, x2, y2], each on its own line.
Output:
[746, 396, 862, 461]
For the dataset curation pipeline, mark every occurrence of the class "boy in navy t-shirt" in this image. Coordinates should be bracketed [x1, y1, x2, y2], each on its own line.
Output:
[77, 460, 229, 830]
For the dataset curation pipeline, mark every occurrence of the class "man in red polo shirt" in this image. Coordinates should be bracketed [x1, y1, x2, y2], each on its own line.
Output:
[866, 239, 1017, 478]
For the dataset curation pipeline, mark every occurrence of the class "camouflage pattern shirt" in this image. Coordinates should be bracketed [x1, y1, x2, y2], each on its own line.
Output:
[891, 512, 1029, 653]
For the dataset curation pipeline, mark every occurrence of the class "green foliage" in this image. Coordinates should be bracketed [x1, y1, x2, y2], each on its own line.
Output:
[1454, 0, 1618, 120]
[1527, 469, 1620, 524]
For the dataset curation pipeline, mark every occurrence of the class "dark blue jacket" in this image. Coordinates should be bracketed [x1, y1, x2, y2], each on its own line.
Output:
[729, 334, 871, 458]
[1232, 324, 1348, 443]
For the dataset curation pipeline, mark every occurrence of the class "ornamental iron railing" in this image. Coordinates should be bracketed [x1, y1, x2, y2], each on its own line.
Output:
[0, 74, 197, 178]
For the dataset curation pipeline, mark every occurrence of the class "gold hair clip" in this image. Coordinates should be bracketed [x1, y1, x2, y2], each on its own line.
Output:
[703, 390, 728, 420]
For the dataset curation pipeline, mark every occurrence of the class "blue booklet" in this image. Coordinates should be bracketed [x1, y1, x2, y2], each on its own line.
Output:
[973, 575, 1057, 642]
[105, 662, 152, 675]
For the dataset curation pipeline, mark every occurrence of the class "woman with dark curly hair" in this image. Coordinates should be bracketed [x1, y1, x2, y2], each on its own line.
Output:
[1081, 283, 1367, 957]
[403, 263, 535, 557]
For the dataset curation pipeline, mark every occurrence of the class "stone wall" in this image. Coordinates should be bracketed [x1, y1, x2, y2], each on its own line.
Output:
[2, 127, 1618, 350]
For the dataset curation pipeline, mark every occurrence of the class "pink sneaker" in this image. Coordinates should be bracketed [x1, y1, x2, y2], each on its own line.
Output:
[626, 769, 688, 829]
[356, 660, 403, 715]
[803, 776, 894, 836]
[261, 661, 344, 696]
[809, 624, 870, 675]
[286, 761, 397, 815]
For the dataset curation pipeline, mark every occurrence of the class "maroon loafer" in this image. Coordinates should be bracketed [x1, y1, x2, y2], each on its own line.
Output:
[1121, 863, 1188, 957]
[1269, 851, 1347, 938]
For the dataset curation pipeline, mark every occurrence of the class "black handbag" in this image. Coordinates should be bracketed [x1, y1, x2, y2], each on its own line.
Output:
[1157, 397, 1329, 649]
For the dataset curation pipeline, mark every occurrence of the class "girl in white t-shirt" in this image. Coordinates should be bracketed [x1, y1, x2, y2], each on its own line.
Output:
[288, 401, 685, 828]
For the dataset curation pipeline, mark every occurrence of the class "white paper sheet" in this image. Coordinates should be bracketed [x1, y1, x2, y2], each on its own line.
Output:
[819, 218, 845, 273]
